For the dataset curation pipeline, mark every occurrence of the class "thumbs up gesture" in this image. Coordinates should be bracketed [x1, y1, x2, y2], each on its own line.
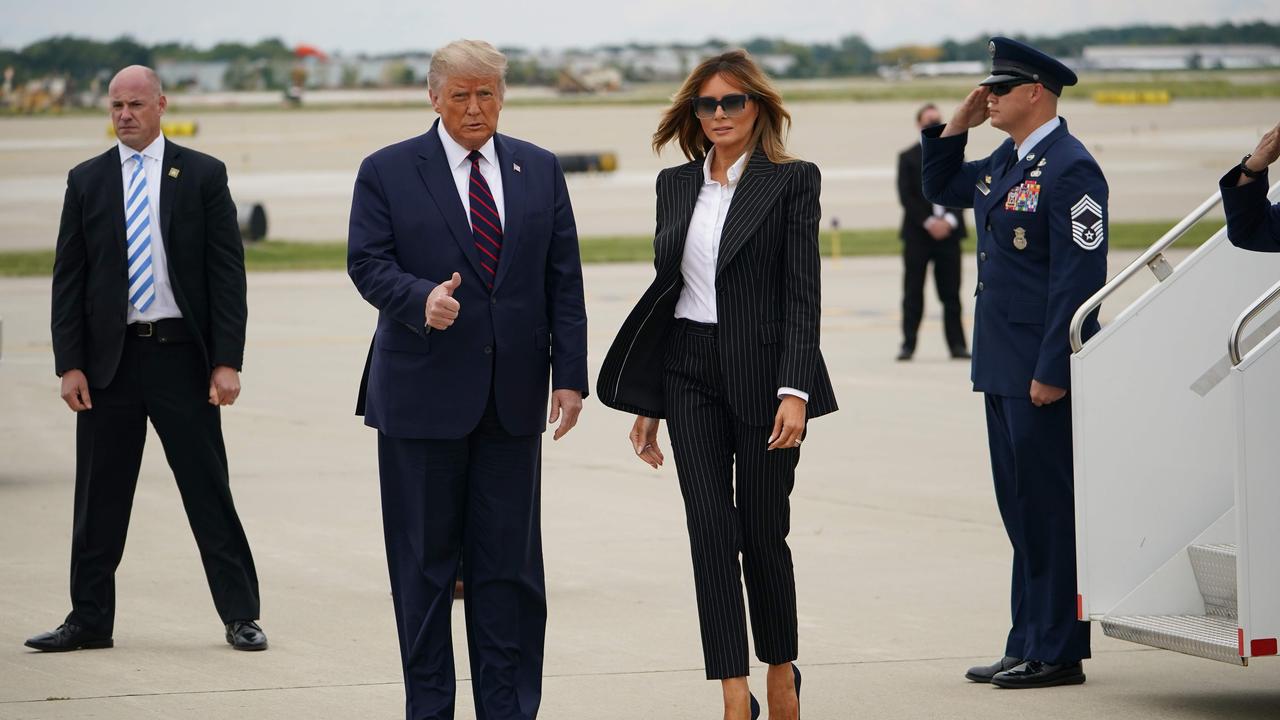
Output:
[426, 271, 463, 330]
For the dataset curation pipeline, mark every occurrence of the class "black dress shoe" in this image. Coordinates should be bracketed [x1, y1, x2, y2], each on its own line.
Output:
[964, 655, 1023, 683]
[749, 693, 760, 720]
[24, 623, 113, 652]
[225, 620, 268, 651]
[991, 660, 1085, 689]
[896, 345, 915, 361]
[950, 346, 972, 359]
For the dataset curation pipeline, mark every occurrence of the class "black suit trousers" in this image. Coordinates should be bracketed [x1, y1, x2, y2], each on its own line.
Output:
[68, 335, 259, 634]
[377, 391, 546, 720]
[901, 238, 966, 351]
[663, 321, 800, 679]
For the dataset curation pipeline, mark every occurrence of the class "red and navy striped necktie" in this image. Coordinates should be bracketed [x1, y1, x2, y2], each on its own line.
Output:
[467, 150, 502, 288]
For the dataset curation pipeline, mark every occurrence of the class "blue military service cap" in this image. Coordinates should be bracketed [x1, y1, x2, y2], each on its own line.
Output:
[979, 36, 1078, 96]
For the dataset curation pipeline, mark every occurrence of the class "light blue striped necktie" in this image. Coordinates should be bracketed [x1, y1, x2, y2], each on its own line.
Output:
[125, 153, 155, 313]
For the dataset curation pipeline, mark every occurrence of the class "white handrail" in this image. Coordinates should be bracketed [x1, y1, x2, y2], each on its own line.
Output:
[1230, 278, 1280, 366]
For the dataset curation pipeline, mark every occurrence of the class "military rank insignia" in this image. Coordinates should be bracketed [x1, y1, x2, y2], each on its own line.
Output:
[1005, 181, 1041, 212]
[1070, 194, 1104, 250]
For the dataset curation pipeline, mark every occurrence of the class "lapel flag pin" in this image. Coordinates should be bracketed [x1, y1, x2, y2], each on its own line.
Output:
[513, 163, 521, 173]
[168, 167, 180, 178]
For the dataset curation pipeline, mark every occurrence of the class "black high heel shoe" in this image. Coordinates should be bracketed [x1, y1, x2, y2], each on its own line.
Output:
[750, 692, 761, 720]
[792, 663, 802, 717]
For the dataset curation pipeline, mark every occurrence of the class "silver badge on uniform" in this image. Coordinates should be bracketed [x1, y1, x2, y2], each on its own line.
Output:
[1013, 227, 1028, 250]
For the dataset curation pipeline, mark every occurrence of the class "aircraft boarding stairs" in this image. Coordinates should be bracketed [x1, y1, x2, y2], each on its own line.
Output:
[1070, 181, 1280, 666]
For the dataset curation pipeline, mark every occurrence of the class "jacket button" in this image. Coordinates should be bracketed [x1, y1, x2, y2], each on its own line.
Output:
[491, 297, 497, 306]
[484, 345, 493, 354]
[980, 252, 988, 261]
[977, 281, 985, 292]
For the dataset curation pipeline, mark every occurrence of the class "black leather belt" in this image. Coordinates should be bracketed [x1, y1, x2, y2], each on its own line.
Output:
[127, 319, 193, 343]
[676, 318, 717, 336]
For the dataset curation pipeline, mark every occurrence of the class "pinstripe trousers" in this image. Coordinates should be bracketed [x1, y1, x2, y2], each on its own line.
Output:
[663, 319, 801, 679]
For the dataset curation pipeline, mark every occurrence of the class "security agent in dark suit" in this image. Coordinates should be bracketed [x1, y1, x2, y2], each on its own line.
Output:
[1220, 120, 1280, 251]
[347, 40, 587, 720]
[598, 51, 835, 720]
[897, 102, 970, 361]
[921, 38, 1106, 689]
[29, 66, 265, 653]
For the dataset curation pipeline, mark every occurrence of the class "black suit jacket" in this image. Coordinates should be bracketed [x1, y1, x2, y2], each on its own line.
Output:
[897, 143, 967, 244]
[597, 150, 837, 426]
[51, 138, 247, 388]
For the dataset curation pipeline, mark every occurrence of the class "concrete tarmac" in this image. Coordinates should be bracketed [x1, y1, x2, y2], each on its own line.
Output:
[2, 253, 1279, 719]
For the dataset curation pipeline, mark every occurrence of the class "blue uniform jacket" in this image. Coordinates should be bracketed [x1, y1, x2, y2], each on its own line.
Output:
[1219, 166, 1280, 252]
[921, 119, 1108, 397]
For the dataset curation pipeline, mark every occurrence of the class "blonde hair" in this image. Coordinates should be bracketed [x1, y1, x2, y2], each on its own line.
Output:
[652, 50, 793, 163]
[428, 40, 508, 96]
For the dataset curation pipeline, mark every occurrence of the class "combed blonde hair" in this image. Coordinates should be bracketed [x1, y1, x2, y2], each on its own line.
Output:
[428, 40, 508, 96]
[653, 49, 793, 163]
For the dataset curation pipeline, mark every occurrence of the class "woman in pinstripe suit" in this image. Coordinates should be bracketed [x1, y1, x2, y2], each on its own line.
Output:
[597, 50, 836, 720]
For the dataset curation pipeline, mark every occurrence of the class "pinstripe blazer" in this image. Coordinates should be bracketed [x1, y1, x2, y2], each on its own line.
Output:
[596, 149, 837, 426]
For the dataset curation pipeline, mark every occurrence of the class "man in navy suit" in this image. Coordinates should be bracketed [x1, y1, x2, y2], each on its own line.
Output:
[1220, 120, 1280, 252]
[922, 37, 1106, 689]
[347, 40, 588, 720]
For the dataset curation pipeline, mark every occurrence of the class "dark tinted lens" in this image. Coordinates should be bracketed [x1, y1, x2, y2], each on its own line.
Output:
[990, 81, 1030, 97]
[692, 94, 750, 119]
[692, 96, 719, 118]
[719, 94, 749, 115]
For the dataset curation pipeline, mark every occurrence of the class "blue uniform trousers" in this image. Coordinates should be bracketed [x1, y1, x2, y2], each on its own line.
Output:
[984, 393, 1091, 664]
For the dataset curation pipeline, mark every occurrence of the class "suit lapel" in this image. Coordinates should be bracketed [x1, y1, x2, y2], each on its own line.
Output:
[492, 134, 524, 291]
[716, 149, 781, 276]
[160, 139, 181, 247]
[104, 148, 127, 261]
[415, 124, 487, 284]
[655, 161, 702, 273]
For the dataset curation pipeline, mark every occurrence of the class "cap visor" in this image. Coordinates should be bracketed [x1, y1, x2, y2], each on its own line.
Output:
[979, 73, 1025, 86]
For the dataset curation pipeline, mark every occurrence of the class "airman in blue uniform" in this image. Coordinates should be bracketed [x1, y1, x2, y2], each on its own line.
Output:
[1220, 120, 1280, 251]
[921, 37, 1107, 689]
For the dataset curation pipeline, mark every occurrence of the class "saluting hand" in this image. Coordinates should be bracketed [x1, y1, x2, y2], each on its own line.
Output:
[426, 272, 463, 330]
[941, 87, 992, 138]
[630, 416, 664, 469]
[1240, 121, 1280, 186]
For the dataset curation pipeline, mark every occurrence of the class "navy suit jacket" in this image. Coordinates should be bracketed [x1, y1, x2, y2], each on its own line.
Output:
[348, 120, 588, 439]
[1220, 166, 1280, 252]
[921, 119, 1107, 397]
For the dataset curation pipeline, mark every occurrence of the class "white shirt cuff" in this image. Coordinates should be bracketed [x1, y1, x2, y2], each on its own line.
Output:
[943, 212, 959, 229]
[778, 387, 809, 402]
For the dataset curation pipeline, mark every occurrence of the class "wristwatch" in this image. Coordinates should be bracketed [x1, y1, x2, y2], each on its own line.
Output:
[1240, 153, 1266, 179]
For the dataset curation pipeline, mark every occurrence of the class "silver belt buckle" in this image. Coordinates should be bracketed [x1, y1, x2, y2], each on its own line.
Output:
[137, 322, 154, 338]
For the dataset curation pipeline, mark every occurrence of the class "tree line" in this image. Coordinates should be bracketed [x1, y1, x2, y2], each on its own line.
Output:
[2, 21, 1277, 90]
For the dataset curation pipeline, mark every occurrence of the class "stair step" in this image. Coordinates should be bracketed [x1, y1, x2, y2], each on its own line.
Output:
[1102, 614, 1244, 665]
[1188, 543, 1238, 619]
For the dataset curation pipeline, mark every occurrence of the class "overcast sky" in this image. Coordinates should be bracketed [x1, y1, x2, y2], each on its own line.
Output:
[3, 0, 1278, 53]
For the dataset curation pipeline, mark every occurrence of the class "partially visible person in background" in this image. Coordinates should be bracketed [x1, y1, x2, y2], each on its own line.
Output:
[896, 102, 970, 361]
[1220, 120, 1280, 251]
[29, 65, 266, 654]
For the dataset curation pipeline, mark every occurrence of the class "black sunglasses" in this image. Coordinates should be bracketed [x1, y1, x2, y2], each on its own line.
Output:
[692, 93, 753, 119]
[988, 80, 1035, 97]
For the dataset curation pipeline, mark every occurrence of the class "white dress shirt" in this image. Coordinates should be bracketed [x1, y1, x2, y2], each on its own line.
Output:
[674, 148, 808, 402]
[437, 122, 505, 228]
[118, 134, 182, 322]
[1017, 116, 1062, 162]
